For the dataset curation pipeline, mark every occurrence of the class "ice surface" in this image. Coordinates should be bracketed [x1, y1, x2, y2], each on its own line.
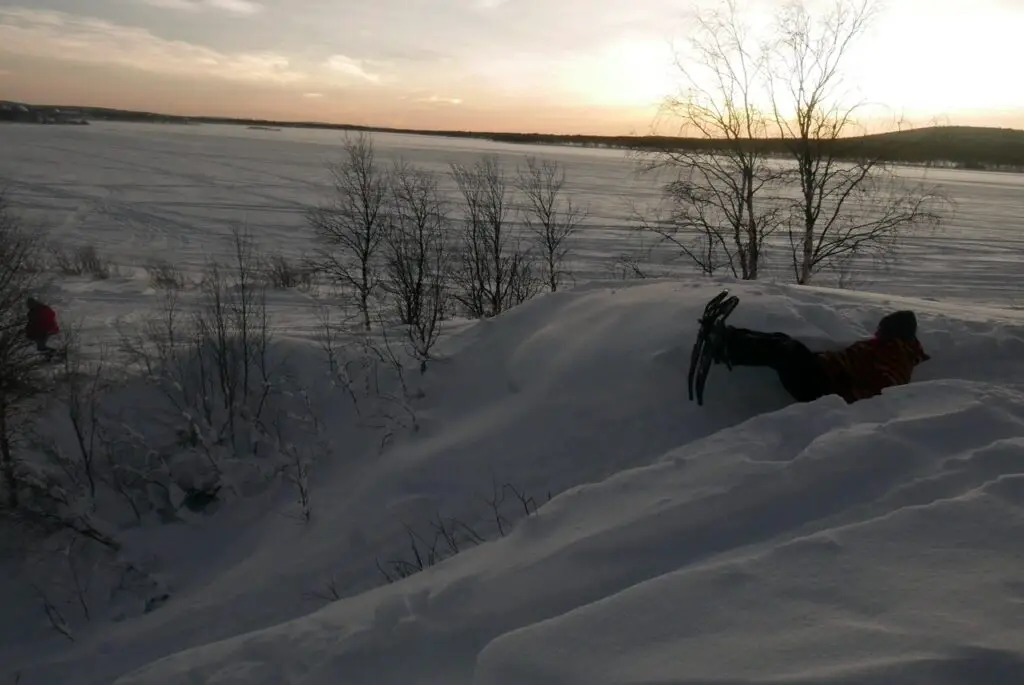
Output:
[0, 123, 1022, 685]
[2, 120, 1024, 308]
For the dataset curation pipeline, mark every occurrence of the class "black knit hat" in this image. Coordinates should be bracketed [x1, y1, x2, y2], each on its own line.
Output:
[876, 310, 918, 341]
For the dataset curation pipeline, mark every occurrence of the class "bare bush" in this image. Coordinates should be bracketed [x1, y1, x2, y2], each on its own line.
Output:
[43, 322, 109, 503]
[312, 303, 359, 408]
[31, 580, 75, 642]
[9, 324, 126, 549]
[313, 304, 419, 453]
[113, 284, 210, 519]
[374, 479, 548, 584]
[118, 226, 279, 503]
[609, 252, 652, 280]
[49, 244, 117, 280]
[0, 196, 52, 509]
[307, 132, 390, 330]
[143, 258, 188, 291]
[261, 253, 314, 291]
[450, 156, 540, 318]
[268, 389, 326, 523]
[189, 225, 274, 454]
[6, 513, 169, 646]
[516, 156, 587, 292]
[381, 161, 452, 372]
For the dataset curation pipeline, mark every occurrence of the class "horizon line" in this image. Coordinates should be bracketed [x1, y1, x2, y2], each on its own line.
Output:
[7, 99, 1024, 140]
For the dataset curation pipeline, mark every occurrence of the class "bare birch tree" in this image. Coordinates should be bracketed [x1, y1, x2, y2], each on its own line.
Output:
[450, 156, 539, 318]
[382, 161, 452, 372]
[633, 0, 785, 280]
[516, 156, 587, 292]
[768, 0, 947, 284]
[307, 132, 390, 330]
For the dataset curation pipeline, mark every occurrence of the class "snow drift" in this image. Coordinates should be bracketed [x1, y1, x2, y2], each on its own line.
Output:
[5, 279, 1024, 685]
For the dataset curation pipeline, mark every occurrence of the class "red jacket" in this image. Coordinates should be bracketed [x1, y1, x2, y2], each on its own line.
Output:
[26, 303, 59, 339]
[816, 336, 930, 403]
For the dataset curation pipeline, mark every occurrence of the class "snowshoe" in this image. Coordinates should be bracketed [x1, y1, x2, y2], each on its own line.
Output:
[687, 290, 739, 406]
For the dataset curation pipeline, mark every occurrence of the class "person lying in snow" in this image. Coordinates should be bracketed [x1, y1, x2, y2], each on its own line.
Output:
[25, 296, 60, 353]
[713, 310, 931, 404]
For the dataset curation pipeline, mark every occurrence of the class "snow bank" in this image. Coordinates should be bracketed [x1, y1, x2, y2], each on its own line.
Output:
[476, 379, 1024, 685]
[116, 379, 1024, 685]
[5, 279, 1024, 685]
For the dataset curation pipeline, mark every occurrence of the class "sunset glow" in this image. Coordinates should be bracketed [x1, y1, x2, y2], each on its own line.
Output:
[0, 0, 1021, 134]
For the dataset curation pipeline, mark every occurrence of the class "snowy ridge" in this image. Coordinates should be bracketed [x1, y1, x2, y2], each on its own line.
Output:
[4, 279, 1017, 685]
[113, 381, 1024, 685]
[478, 380, 1024, 684]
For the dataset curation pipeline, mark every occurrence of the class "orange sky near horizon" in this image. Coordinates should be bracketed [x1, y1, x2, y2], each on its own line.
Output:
[1, 0, 1022, 135]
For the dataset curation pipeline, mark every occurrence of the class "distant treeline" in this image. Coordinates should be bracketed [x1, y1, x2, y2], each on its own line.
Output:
[484, 127, 1024, 171]
[5, 101, 1023, 172]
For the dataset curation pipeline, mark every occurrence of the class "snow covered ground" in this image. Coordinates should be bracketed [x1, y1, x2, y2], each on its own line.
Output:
[1, 123, 1023, 685]
[4, 120, 1024, 305]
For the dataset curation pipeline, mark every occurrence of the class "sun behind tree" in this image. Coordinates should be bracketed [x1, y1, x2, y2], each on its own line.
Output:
[632, 0, 948, 286]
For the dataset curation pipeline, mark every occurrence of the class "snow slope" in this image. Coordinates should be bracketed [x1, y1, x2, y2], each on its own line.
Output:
[6, 278, 1024, 685]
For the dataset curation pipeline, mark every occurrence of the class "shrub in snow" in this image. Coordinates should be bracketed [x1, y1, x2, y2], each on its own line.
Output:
[373, 480, 548, 584]
[313, 302, 422, 451]
[143, 258, 189, 291]
[117, 227, 286, 499]
[260, 253, 315, 292]
[0, 225, 362, 641]
[0, 195, 53, 510]
[49, 243, 119, 280]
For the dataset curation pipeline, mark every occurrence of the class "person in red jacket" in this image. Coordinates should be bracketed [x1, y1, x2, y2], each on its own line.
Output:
[25, 297, 60, 353]
[713, 310, 930, 404]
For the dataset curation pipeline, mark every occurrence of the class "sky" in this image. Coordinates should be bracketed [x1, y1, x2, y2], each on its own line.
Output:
[1, 0, 1022, 135]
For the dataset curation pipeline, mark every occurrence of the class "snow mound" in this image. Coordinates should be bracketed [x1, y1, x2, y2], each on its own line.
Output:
[111, 377, 1024, 685]
[8, 279, 1024, 685]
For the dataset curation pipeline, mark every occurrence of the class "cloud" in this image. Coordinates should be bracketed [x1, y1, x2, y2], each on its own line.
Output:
[303, 92, 324, 98]
[207, 0, 263, 14]
[419, 95, 463, 105]
[139, 0, 202, 10]
[325, 54, 381, 83]
[0, 7, 301, 82]
[139, 0, 264, 15]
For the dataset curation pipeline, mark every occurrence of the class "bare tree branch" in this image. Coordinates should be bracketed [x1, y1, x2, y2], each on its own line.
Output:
[450, 156, 541, 318]
[0, 193, 53, 509]
[766, 0, 949, 283]
[516, 156, 587, 292]
[307, 132, 390, 330]
[632, 0, 787, 279]
[381, 161, 453, 372]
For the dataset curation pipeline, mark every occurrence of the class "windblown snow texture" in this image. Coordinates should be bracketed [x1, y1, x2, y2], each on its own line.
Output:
[1, 124, 1023, 685]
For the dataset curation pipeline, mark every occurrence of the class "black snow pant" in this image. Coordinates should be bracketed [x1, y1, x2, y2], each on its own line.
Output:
[28, 334, 50, 352]
[722, 327, 831, 403]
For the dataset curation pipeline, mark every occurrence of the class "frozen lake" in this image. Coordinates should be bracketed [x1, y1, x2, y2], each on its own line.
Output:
[1, 120, 1023, 307]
